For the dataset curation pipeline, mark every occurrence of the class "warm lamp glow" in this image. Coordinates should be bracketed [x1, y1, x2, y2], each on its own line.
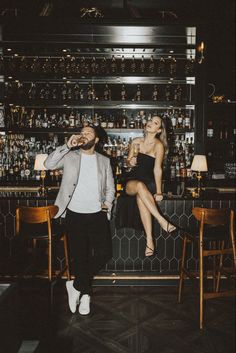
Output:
[191, 155, 208, 172]
[34, 154, 48, 171]
[191, 155, 208, 197]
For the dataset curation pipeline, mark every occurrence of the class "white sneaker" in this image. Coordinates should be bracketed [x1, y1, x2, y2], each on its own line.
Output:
[66, 280, 80, 313]
[78, 294, 91, 315]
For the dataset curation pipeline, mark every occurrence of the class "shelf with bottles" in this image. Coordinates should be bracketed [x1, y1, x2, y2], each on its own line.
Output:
[2, 47, 196, 79]
[3, 105, 194, 132]
[4, 80, 194, 105]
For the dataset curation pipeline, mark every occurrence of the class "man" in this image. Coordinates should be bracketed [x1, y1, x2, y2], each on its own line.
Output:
[44, 126, 115, 315]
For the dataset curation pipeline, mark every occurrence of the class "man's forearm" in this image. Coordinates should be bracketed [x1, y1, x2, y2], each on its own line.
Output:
[44, 144, 69, 170]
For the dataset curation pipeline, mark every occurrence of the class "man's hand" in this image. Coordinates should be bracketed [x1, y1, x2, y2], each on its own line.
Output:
[101, 203, 109, 212]
[67, 134, 85, 149]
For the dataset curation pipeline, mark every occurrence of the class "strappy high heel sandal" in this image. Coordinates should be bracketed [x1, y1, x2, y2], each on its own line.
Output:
[145, 244, 155, 257]
[167, 222, 177, 235]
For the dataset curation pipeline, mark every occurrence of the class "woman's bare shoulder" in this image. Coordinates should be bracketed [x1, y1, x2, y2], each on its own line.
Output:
[154, 139, 164, 153]
[133, 137, 144, 143]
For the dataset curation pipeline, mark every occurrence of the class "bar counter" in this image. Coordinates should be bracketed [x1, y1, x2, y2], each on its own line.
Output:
[0, 187, 235, 283]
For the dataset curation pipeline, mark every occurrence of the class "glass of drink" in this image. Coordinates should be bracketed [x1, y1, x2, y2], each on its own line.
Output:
[71, 134, 86, 147]
[132, 143, 140, 166]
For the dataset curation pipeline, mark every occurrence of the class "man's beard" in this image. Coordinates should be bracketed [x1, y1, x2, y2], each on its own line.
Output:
[80, 138, 96, 150]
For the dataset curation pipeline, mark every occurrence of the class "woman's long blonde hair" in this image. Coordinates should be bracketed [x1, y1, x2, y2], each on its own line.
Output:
[154, 116, 169, 158]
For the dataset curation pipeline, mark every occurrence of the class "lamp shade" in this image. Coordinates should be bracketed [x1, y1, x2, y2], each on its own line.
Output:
[34, 154, 48, 171]
[191, 155, 208, 172]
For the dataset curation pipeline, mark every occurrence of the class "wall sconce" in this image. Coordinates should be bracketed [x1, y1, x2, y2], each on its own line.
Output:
[198, 41, 205, 64]
[34, 154, 48, 195]
[191, 154, 208, 197]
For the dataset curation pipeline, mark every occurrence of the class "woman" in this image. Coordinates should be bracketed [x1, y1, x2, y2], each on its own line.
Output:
[126, 115, 176, 257]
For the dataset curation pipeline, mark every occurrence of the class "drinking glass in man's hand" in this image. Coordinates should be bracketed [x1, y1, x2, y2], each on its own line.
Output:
[69, 134, 87, 148]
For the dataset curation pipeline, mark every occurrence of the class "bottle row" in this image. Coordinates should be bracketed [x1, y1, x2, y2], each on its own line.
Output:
[5, 107, 194, 130]
[1, 55, 196, 76]
[4, 81, 189, 102]
[207, 120, 236, 141]
[0, 133, 195, 181]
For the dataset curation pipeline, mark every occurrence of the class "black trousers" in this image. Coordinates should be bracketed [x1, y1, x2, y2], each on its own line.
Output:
[65, 209, 112, 295]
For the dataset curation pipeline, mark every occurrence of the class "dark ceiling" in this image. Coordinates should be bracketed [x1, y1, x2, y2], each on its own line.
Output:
[0, 0, 235, 99]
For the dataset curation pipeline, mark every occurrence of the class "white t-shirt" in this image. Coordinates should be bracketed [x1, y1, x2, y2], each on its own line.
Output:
[68, 153, 101, 213]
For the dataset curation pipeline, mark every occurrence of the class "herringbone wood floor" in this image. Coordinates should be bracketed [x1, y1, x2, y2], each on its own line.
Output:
[8, 281, 234, 353]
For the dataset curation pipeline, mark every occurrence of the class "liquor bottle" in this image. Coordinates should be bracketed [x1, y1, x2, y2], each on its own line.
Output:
[121, 84, 127, 101]
[100, 57, 108, 74]
[174, 85, 182, 102]
[169, 57, 177, 76]
[121, 109, 128, 128]
[73, 83, 80, 100]
[184, 112, 191, 129]
[67, 85, 73, 100]
[52, 86, 58, 100]
[220, 122, 228, 140]
[43, 57, 52, 73]
[134, 85, 142, 101]
[165, 85, 171, 101]
[103, 83, 111, 100]
[28, 83, 37, 100]
[110, 55, 117, 74]
[120, 55, 126, 73]
[158, 57, 166, 75]
[131, 55, 136, 73]
[61, 84, 67, 100]
[140, 110, 147, 128]
[69, 111, 75, 128]
[0, 55, 4, 74]
[32, 57, 41, 73]
[185, 56, 195, 75]
[39, 85, 46, 100]
[44, 83, 51, 100]
[84, 58, 90, 76]
[80, 57, 86, 75]
[171, 110, 177, 129]
[70, 56, 77, 74]
[115, 165, 123, 196]
[58, 58, 66, 73]
[90, 57, 97, 74]
[140, 55, 146, 73]
[129, 114, 135, 128]
[42, 109, 48, 128]
[100, 115, 108, 129]
[177, 111, 183, 129]
[87, 84, 93, 100]
[207, 120, 214, 138]
[148, 55, 155, 74]
[79, 87, 84, 100]
[135, 113, 142, 129]
[18, 82, 25, 99]
[152, 85, 158, 101]
[107, 115, 115, 129]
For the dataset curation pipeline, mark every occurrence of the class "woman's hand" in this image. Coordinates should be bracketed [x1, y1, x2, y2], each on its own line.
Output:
[154, 193, 163, 202]
[127, 157, 137, 167]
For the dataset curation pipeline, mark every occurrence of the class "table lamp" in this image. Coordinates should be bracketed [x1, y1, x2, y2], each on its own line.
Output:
[191, 154, 208, 197]
[34, 154, 48, 195]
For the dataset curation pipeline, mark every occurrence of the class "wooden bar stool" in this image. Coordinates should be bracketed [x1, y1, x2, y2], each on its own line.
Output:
[178, 207, 236, 329]
[16, 205, 70, 282]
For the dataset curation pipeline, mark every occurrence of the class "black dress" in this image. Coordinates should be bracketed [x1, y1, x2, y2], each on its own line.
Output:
[115, 153, 157, 230]
[125, 152, 156, 194]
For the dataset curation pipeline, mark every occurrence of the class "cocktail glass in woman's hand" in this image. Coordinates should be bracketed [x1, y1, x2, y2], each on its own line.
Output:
[132, 143, 140, 166]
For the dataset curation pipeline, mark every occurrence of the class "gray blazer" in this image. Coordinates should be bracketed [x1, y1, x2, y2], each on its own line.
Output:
[44, 144, 115, 219]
